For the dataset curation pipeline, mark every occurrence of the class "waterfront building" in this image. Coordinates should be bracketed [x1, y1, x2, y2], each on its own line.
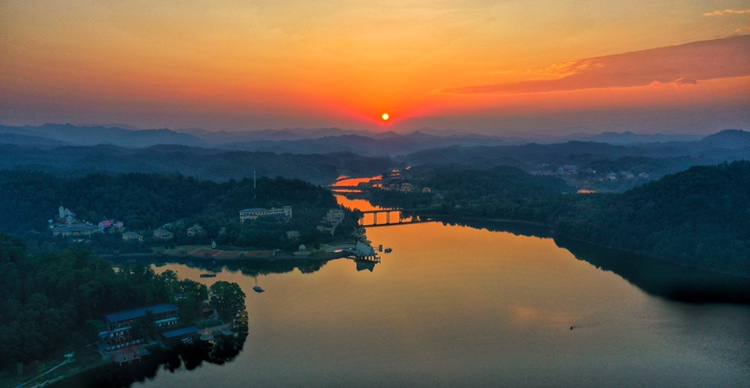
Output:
[239, 206, 292, 223]
[105, 303, 180, 330]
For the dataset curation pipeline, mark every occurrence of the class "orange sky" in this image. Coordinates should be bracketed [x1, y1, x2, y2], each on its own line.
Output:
[1, 1, 749, 135]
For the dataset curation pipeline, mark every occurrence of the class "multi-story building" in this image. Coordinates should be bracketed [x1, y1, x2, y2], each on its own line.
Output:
[239, 206, 292, 223]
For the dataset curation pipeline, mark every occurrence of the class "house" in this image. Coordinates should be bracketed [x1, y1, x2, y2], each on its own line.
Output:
[51, 224, 100, 237]
[122, 232, 143, 242]
[153, 228, 174, 240]
[326, 208, 345, 224]
[162, 326, 200, 346]
[187, 224, 204, 237]
[316, 225, 336, 235]
[239, 206, 292, 223]
[104, 303, 180, 331]
[58, 206, 76, 220]
[100, 303, 180, 349]
[99, 219, 125, 233]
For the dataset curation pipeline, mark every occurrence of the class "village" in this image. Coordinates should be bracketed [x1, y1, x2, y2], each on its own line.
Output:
[48, 204, 353, 259]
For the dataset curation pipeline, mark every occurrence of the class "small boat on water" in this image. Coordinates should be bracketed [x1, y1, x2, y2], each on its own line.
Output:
[253, 286, 265, 293]
[199, 273, 217, 278]
[384, 247, 392, 253]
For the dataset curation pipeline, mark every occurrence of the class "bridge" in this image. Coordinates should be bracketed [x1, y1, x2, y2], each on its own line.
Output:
[358, 208, 435, 227]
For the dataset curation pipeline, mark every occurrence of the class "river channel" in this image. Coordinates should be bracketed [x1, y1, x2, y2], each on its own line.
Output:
[61, 194, 749, 387]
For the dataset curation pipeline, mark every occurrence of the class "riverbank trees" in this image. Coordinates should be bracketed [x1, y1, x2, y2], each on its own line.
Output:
[0, 235, 238, 375]
[368, 162, 750, 276]
[0, 171, 357, 253]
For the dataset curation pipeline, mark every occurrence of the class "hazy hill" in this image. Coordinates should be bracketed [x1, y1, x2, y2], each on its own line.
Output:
[404, 131, 750, 167]
[1, 124, 747, 191]
[401, 130, 750, 190]
[219, 131, 506, 156]
[562, 131, 701, 144]
[0, 133, 68, 147]
[0, 144, 391, 185]
[699, 129, 750, 149]
[0, 123, 206, 148]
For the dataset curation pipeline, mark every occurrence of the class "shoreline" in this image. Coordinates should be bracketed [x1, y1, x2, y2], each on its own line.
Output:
[99, 247, 353, 262]
[442, 215, 750, 279]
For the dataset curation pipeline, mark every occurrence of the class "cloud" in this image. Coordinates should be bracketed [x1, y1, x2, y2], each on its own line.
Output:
[439, 35, 750, 94]
[703, 9, 750, 16]
[673, 77, 698, 85]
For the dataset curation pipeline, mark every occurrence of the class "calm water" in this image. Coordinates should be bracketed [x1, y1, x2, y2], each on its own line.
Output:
[71, 195, 750, 387]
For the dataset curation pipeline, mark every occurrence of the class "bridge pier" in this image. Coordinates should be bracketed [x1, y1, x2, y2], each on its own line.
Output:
[358, 208, 435, 228]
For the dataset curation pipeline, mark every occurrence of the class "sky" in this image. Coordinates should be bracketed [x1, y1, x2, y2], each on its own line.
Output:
[1, 0, 749, 136]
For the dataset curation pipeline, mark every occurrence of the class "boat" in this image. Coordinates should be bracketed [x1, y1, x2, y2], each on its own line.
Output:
[384, 247, 392, 253]
[199, 273, 217, 278]
[253, 286, 265, 293]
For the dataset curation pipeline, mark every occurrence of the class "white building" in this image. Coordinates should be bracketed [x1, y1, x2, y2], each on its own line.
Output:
[326, 208, 345, 224]
[239, 206, 292, 223]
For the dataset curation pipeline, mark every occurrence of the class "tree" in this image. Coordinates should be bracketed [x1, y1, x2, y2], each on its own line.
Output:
[178, 279, 208, 323]
[209, 281, 246, 322]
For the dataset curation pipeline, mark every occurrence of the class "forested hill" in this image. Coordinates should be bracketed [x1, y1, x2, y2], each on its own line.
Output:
[0, 171, 337, 234]
[380, 161, 750, 276]
[419, 166, 575, 199]
[0, 144, 391, 185]
[0, 234, 212, 373]
[557, 161, 750, 275]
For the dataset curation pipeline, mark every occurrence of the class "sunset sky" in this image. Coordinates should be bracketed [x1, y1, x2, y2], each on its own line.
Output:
[1, 1, 749, 135]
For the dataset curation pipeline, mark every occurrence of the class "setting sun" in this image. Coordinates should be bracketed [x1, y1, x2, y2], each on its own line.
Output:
[381, 113, 390, 121]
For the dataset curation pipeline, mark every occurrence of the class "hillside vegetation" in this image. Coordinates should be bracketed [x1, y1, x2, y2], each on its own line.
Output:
[0, 236, 206, 373]
[374, 162, 750, 276]
[0, 171, 358, 252]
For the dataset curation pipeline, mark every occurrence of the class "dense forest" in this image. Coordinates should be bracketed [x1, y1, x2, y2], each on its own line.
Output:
[0, 235, 217, 374]
[369, 165, 574, 210]
[559, 161, 750, 275]
[0, 143, 392, 185]
[371, 161, 750, 276]
[0, 171, 359, 252]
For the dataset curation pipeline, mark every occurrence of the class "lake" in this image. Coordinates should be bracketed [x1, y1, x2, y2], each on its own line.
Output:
[62, 195, 750, 387]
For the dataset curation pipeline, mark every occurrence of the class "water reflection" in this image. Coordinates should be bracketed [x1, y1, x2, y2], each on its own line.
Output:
[53, 332, 248, 388]
[53, 195, 749, 387]
[112, 256, 340, 277]
[443, 217, 750, 304]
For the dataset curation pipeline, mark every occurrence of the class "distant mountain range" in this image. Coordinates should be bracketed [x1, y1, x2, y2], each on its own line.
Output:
[1, 124, 747, 189]
[0, 123, 720, 155]
[560, 131, 702, 144]
[0, 123, 205, 148]
[405, 129, 750, 164]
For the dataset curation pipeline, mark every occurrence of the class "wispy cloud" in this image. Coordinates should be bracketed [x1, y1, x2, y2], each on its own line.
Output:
[703, 9, 750, 16]
[438, 35, 750, 95]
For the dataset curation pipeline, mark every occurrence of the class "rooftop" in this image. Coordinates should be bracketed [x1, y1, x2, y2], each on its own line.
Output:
[240, 208, 267, 213]
[105, 303, 179, 323]
[163, 326, 200, 339]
